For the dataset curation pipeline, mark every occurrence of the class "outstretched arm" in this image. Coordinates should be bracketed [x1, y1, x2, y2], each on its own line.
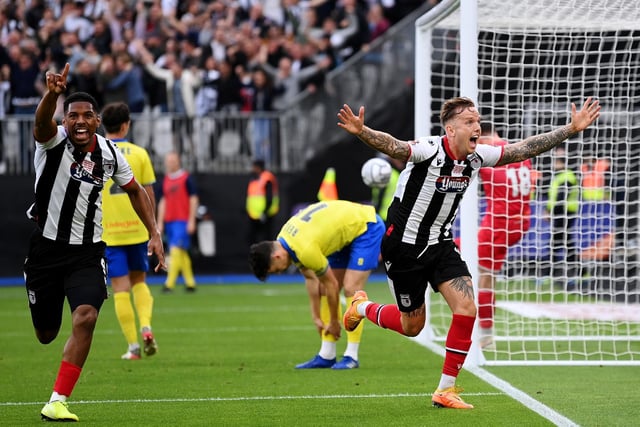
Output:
[498, 97, 601, 166]
[337, 104, 411, 161]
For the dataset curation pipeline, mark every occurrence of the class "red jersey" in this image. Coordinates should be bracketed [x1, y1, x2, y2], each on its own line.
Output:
[160, 170, 197, 222]
[479, 139, 532, 221]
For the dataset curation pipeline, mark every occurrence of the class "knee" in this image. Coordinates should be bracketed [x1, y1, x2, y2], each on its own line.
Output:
[455, 300, 477, 318]
[72, 305, 99, 331]
[401, 318, 425, 337]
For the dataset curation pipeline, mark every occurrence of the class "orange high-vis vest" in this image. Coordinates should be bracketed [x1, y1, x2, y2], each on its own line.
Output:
[246, 170, 279, 219]
[317, 167, 338, 201]
[581, 159, 609, 201]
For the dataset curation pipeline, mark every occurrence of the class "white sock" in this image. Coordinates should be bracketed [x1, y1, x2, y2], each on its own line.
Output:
[49, 392, 67, 403]
[437, 374, 457, 391]
[357, 301, 373, 317]
[129, 343, 141, 352]
[318, 340, 337, 360]
[343, 342, 360, 360]
[480, 327, 493, 337]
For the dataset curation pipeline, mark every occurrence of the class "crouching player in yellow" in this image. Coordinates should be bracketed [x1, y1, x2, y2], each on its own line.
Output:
[101, 102, 158, 360]
[249, 200, 385, 369]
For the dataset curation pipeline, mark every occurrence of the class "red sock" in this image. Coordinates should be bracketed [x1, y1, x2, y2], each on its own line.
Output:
[478, 289, 495, 329]
[365, 303, 405, 335]
[53, 361, 82, 397]
[442, 314, 475, 377]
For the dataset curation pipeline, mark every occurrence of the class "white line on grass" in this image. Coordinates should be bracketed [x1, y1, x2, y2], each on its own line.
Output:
[412, 336, 579, 427]
[0, 392, 504, 407]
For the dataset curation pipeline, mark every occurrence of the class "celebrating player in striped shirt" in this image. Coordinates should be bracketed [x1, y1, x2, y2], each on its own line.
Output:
[24, 63, 166, 422]
[337, 96, 600, 409]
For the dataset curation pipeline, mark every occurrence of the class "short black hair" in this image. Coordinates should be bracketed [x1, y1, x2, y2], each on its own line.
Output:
[252, 159, 265, 170]
[101, 102, 131, 133]
[248, 241, 274, 281]
[63, 92, 99, 113]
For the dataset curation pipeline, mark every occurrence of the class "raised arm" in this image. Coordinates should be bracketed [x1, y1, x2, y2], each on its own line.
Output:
[337, 104, 411, 161]
[34, 63, 70, 142]
[498, 97, 601, 166]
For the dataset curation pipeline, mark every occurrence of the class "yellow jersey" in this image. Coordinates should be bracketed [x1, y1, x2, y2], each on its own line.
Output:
[277, 200, 377, 276]
[102, 141, 156, 246]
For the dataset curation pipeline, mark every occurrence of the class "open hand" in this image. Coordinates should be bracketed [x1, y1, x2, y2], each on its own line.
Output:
[337, 104, 365, 135]
[570, 97, 601, 133]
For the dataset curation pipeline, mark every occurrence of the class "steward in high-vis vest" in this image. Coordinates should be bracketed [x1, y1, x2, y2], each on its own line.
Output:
[546, 148, 581, 282]
[247, 160, 280, 243]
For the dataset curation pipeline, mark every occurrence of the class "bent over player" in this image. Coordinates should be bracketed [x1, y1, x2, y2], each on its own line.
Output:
[249, 200, 385, 369]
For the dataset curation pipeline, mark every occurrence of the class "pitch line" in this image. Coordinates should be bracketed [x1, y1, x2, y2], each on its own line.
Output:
[412, 336, 579, 427]
[0, 391, 504, 407]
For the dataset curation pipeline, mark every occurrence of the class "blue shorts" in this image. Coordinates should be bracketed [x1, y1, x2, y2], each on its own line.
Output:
[105, 242, 149, 279]
[328, 215, 385, 271]
[165, 221, 191, 250]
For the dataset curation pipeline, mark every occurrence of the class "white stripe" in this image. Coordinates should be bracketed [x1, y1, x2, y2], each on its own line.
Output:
[0, 391, 504, 407]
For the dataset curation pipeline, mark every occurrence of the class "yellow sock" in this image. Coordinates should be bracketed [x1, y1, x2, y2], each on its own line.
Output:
[132, 282, 153, 329]
[320, 295, 342, 343]
[178, 248, 196, 288]
[165, 247, 181, 289]
[114, 292, 138, 345]
[346, 296, 364, 344]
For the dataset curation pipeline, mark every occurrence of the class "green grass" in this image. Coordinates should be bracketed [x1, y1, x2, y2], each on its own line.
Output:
[0, 281, 638, 426]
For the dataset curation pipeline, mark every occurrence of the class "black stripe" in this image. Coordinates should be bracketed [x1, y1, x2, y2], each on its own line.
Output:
[56, 176, 81, 242]
[34, 142, 65, 230]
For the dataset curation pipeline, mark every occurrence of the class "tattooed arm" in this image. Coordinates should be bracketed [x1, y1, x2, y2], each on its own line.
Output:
[497, 97, 601, 166]
[337, 104, 411, 161]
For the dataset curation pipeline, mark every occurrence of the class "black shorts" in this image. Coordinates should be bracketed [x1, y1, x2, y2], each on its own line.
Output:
[23, 230, 108, 331]
[381, 237, 470, 312]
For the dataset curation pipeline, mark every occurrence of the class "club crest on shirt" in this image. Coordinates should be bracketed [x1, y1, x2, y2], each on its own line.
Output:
[435, 176, 470, 193]
[468, 152, 482, 169]
[103, 160, 115, 176]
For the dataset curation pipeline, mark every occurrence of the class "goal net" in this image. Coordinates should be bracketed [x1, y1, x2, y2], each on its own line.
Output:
[416, 0, 640, 365]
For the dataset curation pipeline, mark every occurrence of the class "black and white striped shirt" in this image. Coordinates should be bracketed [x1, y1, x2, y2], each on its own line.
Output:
[27, 126, 134, 245]
[387, 136, 503, 250]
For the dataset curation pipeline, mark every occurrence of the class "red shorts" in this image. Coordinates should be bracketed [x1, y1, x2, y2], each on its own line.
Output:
[477, 216, 530, 272]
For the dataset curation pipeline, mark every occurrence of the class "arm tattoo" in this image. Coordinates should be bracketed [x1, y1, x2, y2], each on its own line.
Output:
[357, 126, 410, 160]
[501, 124, 574, 165]
[448, 276, 475, 301]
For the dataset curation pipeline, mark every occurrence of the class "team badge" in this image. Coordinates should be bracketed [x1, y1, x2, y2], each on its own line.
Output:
[468, 152, 482, 169]
[103, 160, 115, 176]
[400, 294, 411, 308]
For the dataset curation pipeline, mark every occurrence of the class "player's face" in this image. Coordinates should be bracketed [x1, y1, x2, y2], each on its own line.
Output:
[63, 101, 100, 148]
[447, 107, 481, 157]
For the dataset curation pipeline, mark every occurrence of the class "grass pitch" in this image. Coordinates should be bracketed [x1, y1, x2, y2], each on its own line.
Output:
[0, 280, 637, 426]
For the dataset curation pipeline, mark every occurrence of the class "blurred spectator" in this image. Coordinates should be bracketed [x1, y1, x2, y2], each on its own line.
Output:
[97, 53, 126, 106]
[328, 0, 370, 62]
[67, 58, 104, 107]
[250, 67, 277, 164]
[105, 52, 146, 113]
[194, 55, 219, 117]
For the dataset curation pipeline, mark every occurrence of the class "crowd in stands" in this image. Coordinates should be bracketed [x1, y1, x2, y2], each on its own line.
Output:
[0, 0, 432, 124]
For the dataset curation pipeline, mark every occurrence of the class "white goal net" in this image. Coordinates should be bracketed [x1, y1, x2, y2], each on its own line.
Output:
[416, 0, 640, 365]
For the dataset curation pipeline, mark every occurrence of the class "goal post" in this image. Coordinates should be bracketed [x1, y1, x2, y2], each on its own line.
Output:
[416, 0, 640, 366]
